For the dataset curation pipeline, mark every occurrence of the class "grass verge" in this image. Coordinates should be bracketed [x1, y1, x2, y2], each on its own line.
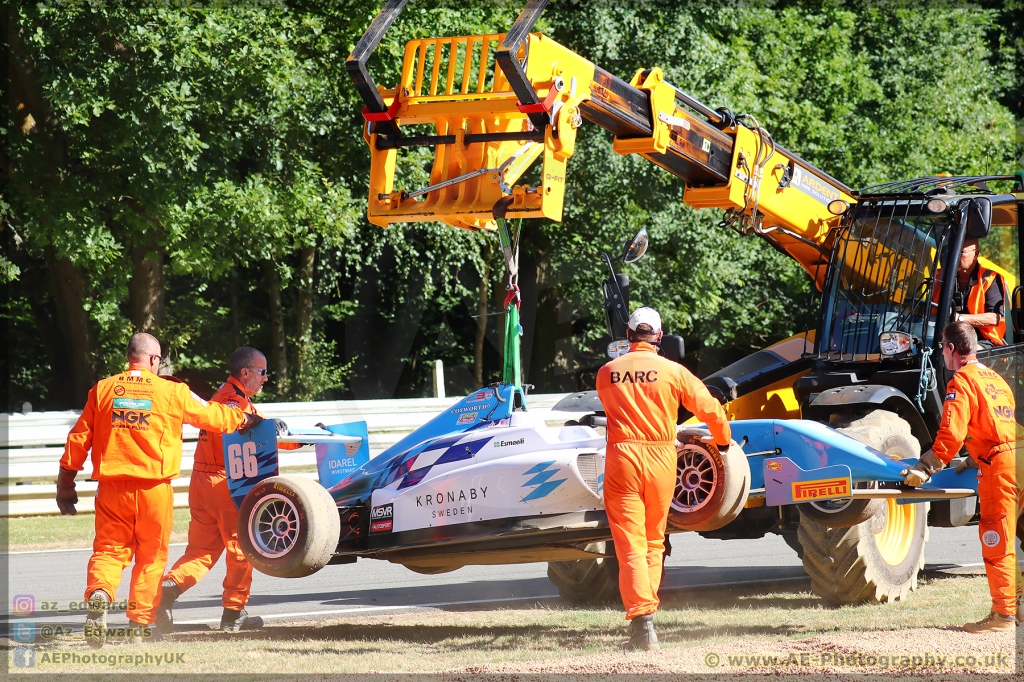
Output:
[5, 508, 192, 552]
[9, 572, 1016, 676]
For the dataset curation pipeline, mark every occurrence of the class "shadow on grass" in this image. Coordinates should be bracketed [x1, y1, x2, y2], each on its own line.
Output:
[167, 620, 804, 652]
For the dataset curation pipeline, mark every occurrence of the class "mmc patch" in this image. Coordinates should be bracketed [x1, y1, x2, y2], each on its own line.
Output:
[792, 477, 850, 502]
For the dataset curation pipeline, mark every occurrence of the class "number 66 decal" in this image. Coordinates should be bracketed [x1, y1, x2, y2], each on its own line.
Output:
[222, 420, 280, 509]
[227, 441, 259, 479]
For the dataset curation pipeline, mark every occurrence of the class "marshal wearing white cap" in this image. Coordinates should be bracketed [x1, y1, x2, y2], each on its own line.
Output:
[628, 307, 662, 334]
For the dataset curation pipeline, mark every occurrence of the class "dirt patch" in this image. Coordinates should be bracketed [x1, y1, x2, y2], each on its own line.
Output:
[454, 626, 1019, 679]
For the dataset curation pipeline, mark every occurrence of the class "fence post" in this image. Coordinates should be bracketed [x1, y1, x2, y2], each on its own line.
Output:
[432, 359, 446, 399]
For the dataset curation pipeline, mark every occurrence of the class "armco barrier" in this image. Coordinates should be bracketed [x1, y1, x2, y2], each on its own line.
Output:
[1, 393, 571, 516]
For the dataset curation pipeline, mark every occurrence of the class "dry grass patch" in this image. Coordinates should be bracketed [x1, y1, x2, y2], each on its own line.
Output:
[11, 572, 1015, 676]
[5, 508, 192, 552]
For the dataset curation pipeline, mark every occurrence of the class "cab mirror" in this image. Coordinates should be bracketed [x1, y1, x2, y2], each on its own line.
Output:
[965, 197, 991, 238]
[659, 335, 685, 364]
[621, 227, 649, 263]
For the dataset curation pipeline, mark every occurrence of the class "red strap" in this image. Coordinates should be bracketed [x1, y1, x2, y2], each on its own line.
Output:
[516, 84, 560, 115]
[504, 283, 521, 309]
[362, 94, 401, 123]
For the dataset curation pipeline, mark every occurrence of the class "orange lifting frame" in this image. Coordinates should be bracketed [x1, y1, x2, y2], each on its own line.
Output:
[362, 33, 586, 231]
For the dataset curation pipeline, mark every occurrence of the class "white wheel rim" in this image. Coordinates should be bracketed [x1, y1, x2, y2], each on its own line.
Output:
[671, 445, 718, 513]
[249, 494, 300, 558]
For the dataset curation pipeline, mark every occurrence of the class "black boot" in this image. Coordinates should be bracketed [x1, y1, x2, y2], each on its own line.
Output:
[621, 614, 659, 651]
[154, 580, 180, 636]
[220, 608, 264, 632]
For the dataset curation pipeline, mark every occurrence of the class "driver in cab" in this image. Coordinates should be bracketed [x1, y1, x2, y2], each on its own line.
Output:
[597, 307, 732, 650]
[950, 237, 1007, 348]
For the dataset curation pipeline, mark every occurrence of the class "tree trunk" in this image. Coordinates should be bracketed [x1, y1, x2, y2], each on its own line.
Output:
[265, 259, 289, 397]
[474, 262, 489, 386]
[128, 237, 164, 332]
[294, 243, 316, 390]
[44, 246, 96, 405]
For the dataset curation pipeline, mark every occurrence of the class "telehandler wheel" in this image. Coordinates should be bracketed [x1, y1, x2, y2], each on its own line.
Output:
[799, 500, 928, 604]
[797, 410, 920, 528]
[238, 475, 340, 578]
[547, 541, 620, 605]
[798, 410, 927, 604]
[667, 428, 750, 532]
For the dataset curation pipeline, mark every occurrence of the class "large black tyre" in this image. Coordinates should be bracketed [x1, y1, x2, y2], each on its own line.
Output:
[798, 410, 928, 604]
[547, 541, 620, 605]
[238, 475, 340, 578]
[667, 428, 750, 532]
[797, 411, 920, 528]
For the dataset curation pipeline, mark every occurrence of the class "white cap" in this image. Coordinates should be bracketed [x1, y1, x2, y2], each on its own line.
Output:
[628, 307, 662, 333]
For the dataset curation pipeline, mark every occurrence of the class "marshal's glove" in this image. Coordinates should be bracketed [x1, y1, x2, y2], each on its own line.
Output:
[273, 418, 290, 437]
[904, 449, 945, 487]
[56, 467, 78, 515]
[954, 455, 979, 474]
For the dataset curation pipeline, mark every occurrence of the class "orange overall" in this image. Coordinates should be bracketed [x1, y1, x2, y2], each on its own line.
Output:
[597, 342, 731, 619]
[164, 376, 299, 609]
[61, 367, 245, 624]
[931, 358, 1022, 617]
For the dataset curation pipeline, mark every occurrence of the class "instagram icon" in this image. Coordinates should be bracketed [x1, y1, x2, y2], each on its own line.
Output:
[12, 594, 35, 617]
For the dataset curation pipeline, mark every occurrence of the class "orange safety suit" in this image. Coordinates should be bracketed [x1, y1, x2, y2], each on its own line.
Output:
[931, 357, 1022, 617]
[62, 366, 245, 624]
[965, 268, 1007, 347]
[937, 266, 1008, 347]
[596, 342, 732, 619]
[164, 375, 300, 609]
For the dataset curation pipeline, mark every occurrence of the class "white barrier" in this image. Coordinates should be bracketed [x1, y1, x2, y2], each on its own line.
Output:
[1, 393, 572, 516]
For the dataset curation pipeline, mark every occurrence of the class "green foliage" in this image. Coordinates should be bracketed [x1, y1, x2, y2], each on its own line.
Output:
[4, 0, 1019, 408]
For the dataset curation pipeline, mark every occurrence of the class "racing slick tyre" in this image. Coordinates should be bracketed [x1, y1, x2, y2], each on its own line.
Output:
[238, 475, 340, 578]
[797, 411, 919, 528]
[798, 409, 927, 604]
[667, 428, 750, 532]
[547, 541, 620, 605]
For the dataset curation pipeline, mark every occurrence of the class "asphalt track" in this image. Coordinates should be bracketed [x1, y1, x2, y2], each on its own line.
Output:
[3, 525, 987, 637]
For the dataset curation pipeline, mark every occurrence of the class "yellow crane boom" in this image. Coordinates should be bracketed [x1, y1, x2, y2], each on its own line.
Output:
[347, 0, 856, 287]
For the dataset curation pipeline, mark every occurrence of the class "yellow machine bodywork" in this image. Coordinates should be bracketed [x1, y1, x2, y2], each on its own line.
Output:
[359, 31, 854, 285]
[365, 34, 594, 230]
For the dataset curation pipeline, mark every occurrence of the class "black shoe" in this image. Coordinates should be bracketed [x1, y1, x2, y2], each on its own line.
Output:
[621, 614, 659, 651]
[220, 608, 264, 632]
[155, 580, 180, 636]
[84, 591, 110, 649]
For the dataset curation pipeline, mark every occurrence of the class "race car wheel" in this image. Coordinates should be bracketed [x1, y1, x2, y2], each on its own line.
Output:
[667, 428, 750, 532]
[798, 408, 927, 604]
[796, 410, 919, 528]
[238, 475, 340, 578]
[547, 541, 620, 605]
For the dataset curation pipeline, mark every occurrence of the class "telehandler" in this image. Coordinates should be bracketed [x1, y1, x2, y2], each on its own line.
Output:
[239, 0, 1022, 607]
